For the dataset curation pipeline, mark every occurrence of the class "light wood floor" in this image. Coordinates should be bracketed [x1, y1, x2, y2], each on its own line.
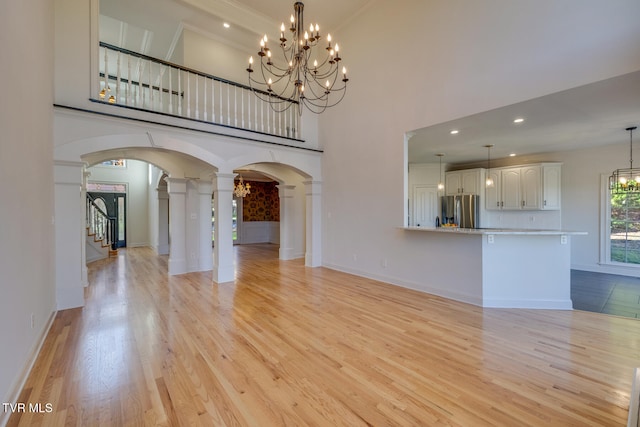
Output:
[9, 245, 640, 426]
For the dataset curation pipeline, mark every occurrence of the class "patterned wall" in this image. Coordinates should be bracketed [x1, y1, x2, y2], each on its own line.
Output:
[241, 180, 280, 222]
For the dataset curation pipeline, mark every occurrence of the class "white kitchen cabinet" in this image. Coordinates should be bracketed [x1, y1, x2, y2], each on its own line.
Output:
[484, 169, 501, 210]
[542, 164, 562, 210]
[482, 163, 561, 211]
[520, 165, 541, 210]
[501, 168, 523, 209]
[445, 169, 483, 195]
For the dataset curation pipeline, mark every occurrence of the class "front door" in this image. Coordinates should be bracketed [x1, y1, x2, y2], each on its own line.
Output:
[88, 192, 126, 248]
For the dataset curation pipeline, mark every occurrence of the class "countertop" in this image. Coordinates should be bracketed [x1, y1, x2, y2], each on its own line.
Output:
[401, 226, 587, 235]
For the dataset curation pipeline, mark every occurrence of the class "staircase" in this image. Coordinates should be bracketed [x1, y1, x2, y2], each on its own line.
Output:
[86, 194, 118, 260]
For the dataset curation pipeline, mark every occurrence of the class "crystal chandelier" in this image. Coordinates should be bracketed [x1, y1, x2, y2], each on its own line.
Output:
[610, 126, 640, 193]
[234, 176, 251, 198]
[246, 2, 348, 114]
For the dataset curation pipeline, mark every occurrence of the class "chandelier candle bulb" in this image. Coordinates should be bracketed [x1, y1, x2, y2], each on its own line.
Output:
[246, 2, 349, 114]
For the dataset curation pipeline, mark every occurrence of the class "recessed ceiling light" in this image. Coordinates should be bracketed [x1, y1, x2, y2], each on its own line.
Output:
[509, 153, 516, 157]
[450, 130, 459, 135]
[223, 22, 230, 28]
[513, 118, 524, 124]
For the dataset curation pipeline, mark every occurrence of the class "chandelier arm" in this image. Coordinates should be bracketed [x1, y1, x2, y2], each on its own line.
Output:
[302, 86, 347, 111]
[302, 68, 344, 99]
[258, 58, 291, 76]
[246, 1, 348, 114]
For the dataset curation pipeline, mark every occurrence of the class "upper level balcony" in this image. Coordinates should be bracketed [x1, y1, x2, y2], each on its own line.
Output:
[94, 42, 304, 143]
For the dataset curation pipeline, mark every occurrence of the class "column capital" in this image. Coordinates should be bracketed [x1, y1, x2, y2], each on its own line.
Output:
[213, 173, 235, 193]
[197, 180, 214, 195]
[303, 180, 322, 195]
[276, 184, 296, 198]
[166, 177, 188, 194]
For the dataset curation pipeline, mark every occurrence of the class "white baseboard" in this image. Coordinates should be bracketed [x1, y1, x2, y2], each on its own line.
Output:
[0, 310, 57, 427]
[322, 262, 483, 307]
[572, 263, 640, 278]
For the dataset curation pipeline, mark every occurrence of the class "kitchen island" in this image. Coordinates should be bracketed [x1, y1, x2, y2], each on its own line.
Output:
[401, 227, 587, 309]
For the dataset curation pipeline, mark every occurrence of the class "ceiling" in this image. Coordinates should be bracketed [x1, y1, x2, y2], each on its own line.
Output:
[408, 70, 640, 165]
[99, 0, 372, 61]
[99, 0, 640, 167]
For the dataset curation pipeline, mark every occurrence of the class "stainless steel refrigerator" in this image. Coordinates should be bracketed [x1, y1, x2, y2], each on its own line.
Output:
[440, 194, 479, 228]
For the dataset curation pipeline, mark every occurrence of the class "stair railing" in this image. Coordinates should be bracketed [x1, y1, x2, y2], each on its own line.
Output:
[86, 194, 117, 251]
[97, 42, 301, 140]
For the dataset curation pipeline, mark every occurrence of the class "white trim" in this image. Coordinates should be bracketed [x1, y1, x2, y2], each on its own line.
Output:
[322, 262, 484, 308]
[599, 173, 640, 272]
[600, 173, 609, 264]
[628, 367, 640, 427]
[0, 310, 57, 427]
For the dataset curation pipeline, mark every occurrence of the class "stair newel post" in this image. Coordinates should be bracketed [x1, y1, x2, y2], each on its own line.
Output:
[110, 218, 117, 252]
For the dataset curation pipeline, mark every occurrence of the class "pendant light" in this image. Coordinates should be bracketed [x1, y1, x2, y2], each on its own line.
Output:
[436, 153, 445, 191]
[609, 126, 640, 193]
[484, 144, 494, 187]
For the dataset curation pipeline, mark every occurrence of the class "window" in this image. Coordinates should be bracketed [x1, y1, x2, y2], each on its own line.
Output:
[610, 191, 640, 264]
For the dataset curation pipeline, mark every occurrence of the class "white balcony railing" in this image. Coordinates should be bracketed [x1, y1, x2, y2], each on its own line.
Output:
[97, 42, 301, 140]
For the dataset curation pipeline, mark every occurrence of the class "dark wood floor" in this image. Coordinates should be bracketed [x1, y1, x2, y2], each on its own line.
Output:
[572, 269, 640, 318]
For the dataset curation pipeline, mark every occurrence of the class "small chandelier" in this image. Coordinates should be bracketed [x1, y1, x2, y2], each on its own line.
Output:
[610, 126, 640, 193]
[246, 2, 348, 114]
[436, 153, 445, 191]
[234, 176, 251, 198]
[484, 144, 494, 187]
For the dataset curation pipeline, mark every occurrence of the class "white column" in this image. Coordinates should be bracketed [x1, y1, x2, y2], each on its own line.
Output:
[156, 186, 169, 255]
[167, 178, 188, 275]
[304, 180, 322, 267]
[277, 184, 296, 260]
[81, 170, 90, 287]
[213, 173, 235, 283]
[54, 161, 85, 309]
[198, 180, 214, 272]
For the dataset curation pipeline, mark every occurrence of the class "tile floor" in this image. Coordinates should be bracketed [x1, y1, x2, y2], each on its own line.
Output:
[571, 270, 640, 318]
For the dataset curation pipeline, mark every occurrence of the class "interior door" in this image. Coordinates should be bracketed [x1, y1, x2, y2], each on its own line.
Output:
[413, 185, 438, 227]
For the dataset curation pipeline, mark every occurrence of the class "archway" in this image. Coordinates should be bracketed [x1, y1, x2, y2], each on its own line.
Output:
[53, 112, 322, 310]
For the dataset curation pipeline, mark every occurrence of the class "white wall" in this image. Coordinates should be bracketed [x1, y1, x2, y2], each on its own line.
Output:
[87, 160, 150, 247]
[320, 0, 640, 287]
[0, 0, 57, 414]
[183, 28, 251, 84]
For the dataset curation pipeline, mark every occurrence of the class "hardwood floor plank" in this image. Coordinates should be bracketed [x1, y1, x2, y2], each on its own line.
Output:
[8, 245, 640, 426]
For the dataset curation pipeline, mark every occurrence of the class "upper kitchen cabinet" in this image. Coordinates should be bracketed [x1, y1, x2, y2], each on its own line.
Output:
[445, 168, 483, 195]
[541, 163, 562, 210]
[485, 163, 561, 211]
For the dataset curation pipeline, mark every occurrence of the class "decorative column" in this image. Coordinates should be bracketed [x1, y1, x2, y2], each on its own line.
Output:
[167, 178, 188, 275]
[277, 184, 296, 260]
[156, 185, 169, 255]
[198, 180, 214, 272]
[54, 161, 85, 309]
[81, 169, 91, 287]
[213, 173, 235, 283]
[304, 180, 322, 267]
